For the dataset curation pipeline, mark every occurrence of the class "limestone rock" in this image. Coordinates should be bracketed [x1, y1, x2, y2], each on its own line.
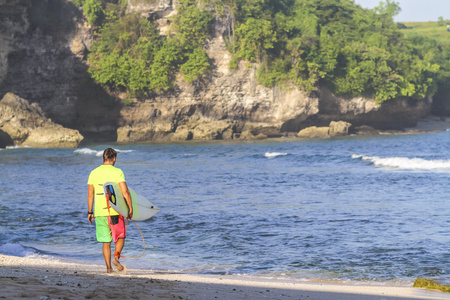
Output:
[117, 122, 172, 143]
[222, 128, 234, 140]
[0, 1, 435, 144]
[237, 130, 267, 140]
[297, 126, 331, 139]
[23, 126, 82, 148]
[354, 125, 379, 135]
[329, 121, 352, 136]
[297, 121, 352, 139]
[127, 0, 172, 16]
[171, 125, 193, 141]
[190, 120, 233, 140]
[0, 0, 95, 130]
[69, 22, 93, 59]
[0, 93, 83, 148]
[0, 129, 13, 148]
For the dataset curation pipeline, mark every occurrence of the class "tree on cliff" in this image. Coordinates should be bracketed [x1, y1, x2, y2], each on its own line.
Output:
[79, 0, 448, 104]
[85, 0, 212, 95]
[247, 0, 441, 103]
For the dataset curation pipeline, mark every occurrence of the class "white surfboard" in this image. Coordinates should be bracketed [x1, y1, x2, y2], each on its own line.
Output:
[103, 182, 160, 221]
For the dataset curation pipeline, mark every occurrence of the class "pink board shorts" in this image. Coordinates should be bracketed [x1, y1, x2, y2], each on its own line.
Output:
[108, 215, 126, 243]
[96, 215, 126, 243]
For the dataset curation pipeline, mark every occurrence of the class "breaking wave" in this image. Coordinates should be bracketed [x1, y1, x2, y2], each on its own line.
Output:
[74, 148, 103, 156]
[352, 154, 450, 170]
[74, 148, 134, 156]
[265, 152, 288, 159]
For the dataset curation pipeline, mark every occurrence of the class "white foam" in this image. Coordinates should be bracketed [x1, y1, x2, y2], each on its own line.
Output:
[116, 149, 134, 154]
[74, 148, 135, 156]
[352, 154, 450, 170]
[265, 152, 288, 159]
[5, 145, 31, 149]
[74, 148, 103, 156]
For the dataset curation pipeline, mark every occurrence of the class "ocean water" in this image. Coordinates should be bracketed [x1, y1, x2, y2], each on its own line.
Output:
[2, 131, 450, 285]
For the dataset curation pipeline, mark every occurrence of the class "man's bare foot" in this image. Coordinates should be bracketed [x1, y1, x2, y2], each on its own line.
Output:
[113, 257, 124, 271]
[107, 268, 114, 273]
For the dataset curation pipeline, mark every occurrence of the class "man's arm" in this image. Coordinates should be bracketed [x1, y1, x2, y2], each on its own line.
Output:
[118, 181, 133, 220]
[87, 184, 95, 224]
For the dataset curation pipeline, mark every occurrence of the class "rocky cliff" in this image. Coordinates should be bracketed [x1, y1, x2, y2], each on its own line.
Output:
[0, 0, 434, 145]
[0, 0, 119, 142]
[0, 93, 83, 148]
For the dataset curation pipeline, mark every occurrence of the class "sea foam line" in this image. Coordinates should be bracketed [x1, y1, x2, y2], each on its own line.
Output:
[5, 145, 31, 149]
[74, 148, 134, 156]
[74, 148, 103, 156]
[352, 154, 450, 170]
[265, 152, 288, 159]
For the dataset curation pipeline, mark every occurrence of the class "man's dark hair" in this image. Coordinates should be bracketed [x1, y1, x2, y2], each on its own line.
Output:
[103, 148, 117, 162]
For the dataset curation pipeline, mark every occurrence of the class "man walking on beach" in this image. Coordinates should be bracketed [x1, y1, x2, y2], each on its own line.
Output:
[87, 148, 133, 273]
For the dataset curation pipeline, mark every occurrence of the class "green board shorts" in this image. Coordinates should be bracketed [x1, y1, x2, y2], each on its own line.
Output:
[95, 216, 126, 243]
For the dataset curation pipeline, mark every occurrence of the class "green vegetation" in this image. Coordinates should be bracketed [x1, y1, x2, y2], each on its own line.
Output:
[83, 0, 212, 95]
[224, 0, 443, 102]
[77, 0, 449, 104]
[399, 21, 450, 106]
[400, 21, 449, 45]
[414, 278, 450, 293]
[83, 0, 104, 26]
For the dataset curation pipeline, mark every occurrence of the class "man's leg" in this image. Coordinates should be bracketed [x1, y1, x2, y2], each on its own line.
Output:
[102, 242, 113, 273]
[110, 215, 127, 272]
[96, 217, 113, 273]
[113, 238, 125, 271]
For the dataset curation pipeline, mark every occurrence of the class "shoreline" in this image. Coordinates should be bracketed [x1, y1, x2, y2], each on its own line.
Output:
[2, 116, 450, 150]
[1, 254, 449, 300]
[84, 116, 450, 147]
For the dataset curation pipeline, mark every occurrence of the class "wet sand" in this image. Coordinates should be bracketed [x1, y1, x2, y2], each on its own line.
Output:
[1, 254, 449, 300]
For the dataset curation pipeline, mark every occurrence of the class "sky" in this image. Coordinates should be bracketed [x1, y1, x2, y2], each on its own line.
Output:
[354, 0, 450, 22]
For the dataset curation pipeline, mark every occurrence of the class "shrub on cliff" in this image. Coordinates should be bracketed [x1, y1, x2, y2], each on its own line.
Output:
[88, 14, 168, 93]
[211, 0, 443, 103]
[83, 0, 104, 26]
[173, 0, 214, 48]
[86, 0, 212, 96]
[82, 0, 447, 104]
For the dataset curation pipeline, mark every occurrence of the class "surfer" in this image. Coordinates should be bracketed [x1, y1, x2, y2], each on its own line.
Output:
[87, 148, 133, 273]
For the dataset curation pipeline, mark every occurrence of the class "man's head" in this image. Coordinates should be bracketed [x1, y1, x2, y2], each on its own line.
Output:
[103, 148, 117, 164]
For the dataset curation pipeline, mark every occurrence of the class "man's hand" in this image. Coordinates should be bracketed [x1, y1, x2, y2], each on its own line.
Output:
[119, 181, 133, 221]
[87, 184, 95, 224]
[88, 214, 94, 224]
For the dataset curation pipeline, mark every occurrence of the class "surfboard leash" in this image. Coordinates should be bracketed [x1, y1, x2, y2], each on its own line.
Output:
[118, 219, 146, 259]
[105, 188, 146, 259]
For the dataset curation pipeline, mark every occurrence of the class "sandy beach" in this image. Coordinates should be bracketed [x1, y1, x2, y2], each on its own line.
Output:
[1, 254, 449, 300]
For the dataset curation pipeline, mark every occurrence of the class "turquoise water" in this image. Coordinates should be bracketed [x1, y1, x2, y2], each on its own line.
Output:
[2, 132, 450, 284]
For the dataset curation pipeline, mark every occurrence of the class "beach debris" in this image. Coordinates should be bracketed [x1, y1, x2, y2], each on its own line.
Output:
[414, 278, 450, 293]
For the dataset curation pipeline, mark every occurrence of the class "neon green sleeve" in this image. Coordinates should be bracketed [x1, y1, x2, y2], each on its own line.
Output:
[87, 170, 95, 185]
[117, 168, 125, 183]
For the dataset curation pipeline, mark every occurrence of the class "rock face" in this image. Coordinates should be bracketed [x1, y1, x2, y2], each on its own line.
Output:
[0, 93, 83, 148]
[116, 34, 431, 143]
[297, 121, 352, 139]
[117, 60, 320, 142]
[127, 0, 172, 16]
[0, 1, 436, 145]
[0, 0, 117, 142]
[114, 8, 432, 143]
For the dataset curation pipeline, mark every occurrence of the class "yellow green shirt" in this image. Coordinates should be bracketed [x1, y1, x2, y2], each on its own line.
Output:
[88, 165, 126, 217]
